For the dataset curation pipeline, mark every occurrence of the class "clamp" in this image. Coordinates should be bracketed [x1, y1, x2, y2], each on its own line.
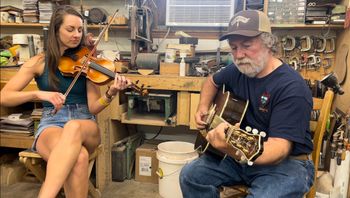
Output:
[281, 35, 296, 51]
[323, 56, 334, 69]
[325, 37, 335, 54]
[314, 36, 327, 53]
[307, 54, 317, 70]
[300, 35, 312, 52]
[288, 56, 300, 71]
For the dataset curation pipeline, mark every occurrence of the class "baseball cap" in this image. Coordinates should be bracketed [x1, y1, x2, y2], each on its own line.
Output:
[219, 10, 272, 41]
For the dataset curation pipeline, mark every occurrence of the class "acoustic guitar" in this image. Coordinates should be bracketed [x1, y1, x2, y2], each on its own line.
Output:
[194, 90, 265, 165]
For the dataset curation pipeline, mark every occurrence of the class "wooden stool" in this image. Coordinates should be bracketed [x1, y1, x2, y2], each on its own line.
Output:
[19, 145, 102, 198]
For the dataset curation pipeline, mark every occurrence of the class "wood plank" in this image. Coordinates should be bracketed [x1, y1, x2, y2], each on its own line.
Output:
[1, 81, 38, 91]
[123, 74, 205, 92]
[0, 22, 129, 29]
[0, 68, 21, 81]
[0, 134, 34, 149]
[151, 25, 343, 39]
[0, 68, 38, 91]
[177, 92, 190, 125]
[190, 93, 200, 130]
[18, 150, 42, 158]
[313, 97, 323, 110]
[310, 121, 317, 132]
[1, 68, 205, 92]
[121, 112, 176, 126]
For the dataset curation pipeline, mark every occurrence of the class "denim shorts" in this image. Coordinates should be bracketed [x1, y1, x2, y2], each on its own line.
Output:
[32, 104, 96, 151]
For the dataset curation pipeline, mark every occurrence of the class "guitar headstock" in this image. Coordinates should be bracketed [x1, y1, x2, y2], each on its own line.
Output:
[226, 125, 265, 165]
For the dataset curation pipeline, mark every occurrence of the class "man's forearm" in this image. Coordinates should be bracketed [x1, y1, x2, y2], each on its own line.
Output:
[198, 76, 219, 111]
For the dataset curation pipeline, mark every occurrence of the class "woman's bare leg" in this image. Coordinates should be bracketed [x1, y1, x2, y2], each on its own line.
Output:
[63, 146, 89, 198]
[36, 120, 100, 198]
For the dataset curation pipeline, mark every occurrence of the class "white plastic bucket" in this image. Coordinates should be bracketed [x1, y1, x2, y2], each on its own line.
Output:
[156, 141, 198, 198]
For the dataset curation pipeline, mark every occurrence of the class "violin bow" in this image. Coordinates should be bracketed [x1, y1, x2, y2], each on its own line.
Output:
[52, 9, 119, 114]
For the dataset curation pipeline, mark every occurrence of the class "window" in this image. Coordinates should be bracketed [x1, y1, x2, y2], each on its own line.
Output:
[166, 0, 235, 27]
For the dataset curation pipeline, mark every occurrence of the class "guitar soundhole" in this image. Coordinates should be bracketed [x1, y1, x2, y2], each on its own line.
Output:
[221, 97, 247, 125]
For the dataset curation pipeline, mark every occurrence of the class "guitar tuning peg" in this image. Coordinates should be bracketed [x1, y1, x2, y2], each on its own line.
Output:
[247, 161, 253, 166]
[235, 150, 241, 156]
[252, 128, 258, 134]
[245, 126, 252, 132]
[259, 131, 267, 137]
[240, 155, 247, 162]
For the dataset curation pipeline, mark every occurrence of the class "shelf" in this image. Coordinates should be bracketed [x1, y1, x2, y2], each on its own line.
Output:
[152, 24, 344, 39]
[152, 29, 224, 39]
[0, 22, 129, 30]
[0, 68, 38, 91]
[121, 112, 175, 126]
[271, 24, 344, 29]
[124, 74, 205, 92]
[0, 133, 34, 149]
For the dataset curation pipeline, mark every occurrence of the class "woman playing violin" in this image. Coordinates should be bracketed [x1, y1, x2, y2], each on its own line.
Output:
[0, 5, 131, 198]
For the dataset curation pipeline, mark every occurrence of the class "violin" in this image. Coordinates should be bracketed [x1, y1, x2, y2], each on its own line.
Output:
[51, 9, 147, 115]
[58, 47, 149, 96]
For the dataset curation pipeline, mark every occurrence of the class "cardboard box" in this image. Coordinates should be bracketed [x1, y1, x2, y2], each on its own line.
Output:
[160, 62, 189, 76]
[135, 143, 159, 183]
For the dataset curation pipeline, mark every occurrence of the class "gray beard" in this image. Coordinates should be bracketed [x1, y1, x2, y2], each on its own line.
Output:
[232, 50, 269, 78]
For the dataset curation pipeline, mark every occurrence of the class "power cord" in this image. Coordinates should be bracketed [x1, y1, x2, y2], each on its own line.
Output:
[144, 126, 163, 140]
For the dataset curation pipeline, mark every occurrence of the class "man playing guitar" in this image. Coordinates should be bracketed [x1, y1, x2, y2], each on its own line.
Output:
[180, 10, 314, 198]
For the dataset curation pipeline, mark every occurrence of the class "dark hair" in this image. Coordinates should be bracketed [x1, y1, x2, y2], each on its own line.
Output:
[46, 5, 85, 90]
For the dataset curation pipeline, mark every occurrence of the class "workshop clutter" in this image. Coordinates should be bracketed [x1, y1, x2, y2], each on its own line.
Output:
[267, 0, 346, 25]
[279, 34, 335, 72]
[278, 33, 339, 98]
[267, 0, 306, 24]
[0, 6, 23, 23]
[125, 91, 176, 125]
[12, 34, 43, 62]
[111, 133, 142, 182]
[161, 41, 198, 76]
[317, 109, 350, 198]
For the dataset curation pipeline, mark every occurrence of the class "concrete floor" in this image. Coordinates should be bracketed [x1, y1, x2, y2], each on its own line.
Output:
[0, 179, 161, 198]
[0, 179, 242, 198]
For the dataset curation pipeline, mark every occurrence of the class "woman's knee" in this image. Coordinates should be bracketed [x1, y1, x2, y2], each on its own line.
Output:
[63, 120, 84, 142]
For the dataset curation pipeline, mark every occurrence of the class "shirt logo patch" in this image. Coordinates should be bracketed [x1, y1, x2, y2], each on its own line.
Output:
[259, 92, 270, 113]
[231, 16, 250, 27]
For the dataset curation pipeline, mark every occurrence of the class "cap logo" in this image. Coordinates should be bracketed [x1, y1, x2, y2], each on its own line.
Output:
[231, 16, 250, 27]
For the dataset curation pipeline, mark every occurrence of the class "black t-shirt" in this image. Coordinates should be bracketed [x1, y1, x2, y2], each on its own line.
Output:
[213, 63, 313, 155]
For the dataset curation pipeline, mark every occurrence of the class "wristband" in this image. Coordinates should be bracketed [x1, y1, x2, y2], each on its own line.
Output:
[98, 97, 110, 106]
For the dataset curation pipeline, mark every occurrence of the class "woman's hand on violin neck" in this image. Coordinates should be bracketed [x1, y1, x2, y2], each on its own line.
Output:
[108, 74, 132, 96]
[85, 33, 95, 49]
[37, 91, 66, 110]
